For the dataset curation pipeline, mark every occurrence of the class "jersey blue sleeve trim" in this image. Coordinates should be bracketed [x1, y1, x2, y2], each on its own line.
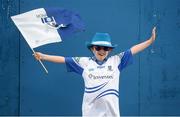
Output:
[65, 57, 84, 75]
[118, 49, 133, 71]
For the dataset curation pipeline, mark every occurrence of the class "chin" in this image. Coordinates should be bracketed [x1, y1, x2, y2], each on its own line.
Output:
[98, 56, 106, 61]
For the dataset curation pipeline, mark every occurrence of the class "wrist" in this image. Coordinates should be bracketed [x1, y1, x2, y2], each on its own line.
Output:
[41, 54, 46, 60]
[150, 37, 154, 43]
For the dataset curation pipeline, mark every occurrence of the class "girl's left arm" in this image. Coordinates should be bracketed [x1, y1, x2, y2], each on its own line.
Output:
[131, 27, 156, 55]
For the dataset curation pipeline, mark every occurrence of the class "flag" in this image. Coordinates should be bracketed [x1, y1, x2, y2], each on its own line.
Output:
[11, 8, 85, 48]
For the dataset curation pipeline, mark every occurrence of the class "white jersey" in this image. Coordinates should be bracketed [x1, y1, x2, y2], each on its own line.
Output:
[65, 49, 133, 117]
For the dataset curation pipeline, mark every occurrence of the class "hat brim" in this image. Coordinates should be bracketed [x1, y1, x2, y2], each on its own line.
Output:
[86, 42, 117, 49]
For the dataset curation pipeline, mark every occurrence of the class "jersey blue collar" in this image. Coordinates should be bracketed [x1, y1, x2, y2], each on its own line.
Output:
[91, 56, 108, 65]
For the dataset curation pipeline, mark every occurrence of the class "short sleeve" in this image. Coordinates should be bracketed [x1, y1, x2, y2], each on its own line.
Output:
[118, 49, 133, 71]
[65, 57, 89, 75]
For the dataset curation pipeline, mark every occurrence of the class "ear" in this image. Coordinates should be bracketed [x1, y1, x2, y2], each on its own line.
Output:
[109, 48, 113, 52]
[90, 46, 96, 55]
[90, 46, 94, 51]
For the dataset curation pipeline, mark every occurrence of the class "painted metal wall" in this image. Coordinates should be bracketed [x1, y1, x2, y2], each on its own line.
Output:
[0, 0, 180, 116]
[0, 0, 20, 115]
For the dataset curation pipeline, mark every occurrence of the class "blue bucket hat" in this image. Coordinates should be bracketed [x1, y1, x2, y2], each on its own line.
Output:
[86, 32, 117, 49]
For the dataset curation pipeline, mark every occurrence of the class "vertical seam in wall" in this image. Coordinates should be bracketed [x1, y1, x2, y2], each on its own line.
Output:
[18, 0, 20, 115]
[138, 0, 142, 115]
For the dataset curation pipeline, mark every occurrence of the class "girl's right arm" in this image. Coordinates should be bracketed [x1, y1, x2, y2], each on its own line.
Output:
[34, 52, 65, 63]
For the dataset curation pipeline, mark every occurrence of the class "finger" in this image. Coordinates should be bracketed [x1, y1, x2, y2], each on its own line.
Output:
[34, 54, 40, 60]
[153, 27, 156, 32]
[36, 56, 40, 60]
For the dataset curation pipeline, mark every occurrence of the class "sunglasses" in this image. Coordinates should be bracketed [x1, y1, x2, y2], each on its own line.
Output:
[94, 46, 112, 51]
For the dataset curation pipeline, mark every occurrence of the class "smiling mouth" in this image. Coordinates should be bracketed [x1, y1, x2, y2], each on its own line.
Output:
[98, 53, 105, 56]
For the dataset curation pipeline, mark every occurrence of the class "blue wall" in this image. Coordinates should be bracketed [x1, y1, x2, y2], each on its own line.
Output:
[0, 0, 180, 116]
[0, 0, 20, 115]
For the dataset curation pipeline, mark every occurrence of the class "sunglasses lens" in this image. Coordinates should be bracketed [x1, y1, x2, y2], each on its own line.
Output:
[95, 46, 110, 51]
[103, 47, 109, 51]
[95, 46, 101, 51]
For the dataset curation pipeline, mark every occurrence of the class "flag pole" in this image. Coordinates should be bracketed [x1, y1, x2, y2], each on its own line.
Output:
[31, 48, 49, 74]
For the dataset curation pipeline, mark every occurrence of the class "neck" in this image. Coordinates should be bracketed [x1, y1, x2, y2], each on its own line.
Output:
[92, 56, 107, 65]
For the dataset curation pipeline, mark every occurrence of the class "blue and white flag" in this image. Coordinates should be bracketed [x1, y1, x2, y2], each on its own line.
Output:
[11, 8, 85, 48]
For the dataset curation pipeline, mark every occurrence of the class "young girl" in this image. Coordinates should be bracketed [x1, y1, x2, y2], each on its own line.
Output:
[34, 27, 156, 117]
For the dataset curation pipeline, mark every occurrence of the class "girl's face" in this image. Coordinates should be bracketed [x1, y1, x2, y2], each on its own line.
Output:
[91, 46, 112, 61]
